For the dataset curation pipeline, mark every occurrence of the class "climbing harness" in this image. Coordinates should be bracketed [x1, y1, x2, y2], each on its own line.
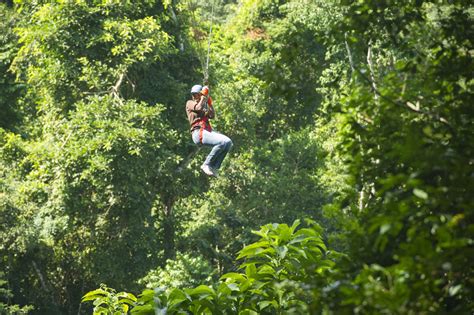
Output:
[191, 95, 213, 144]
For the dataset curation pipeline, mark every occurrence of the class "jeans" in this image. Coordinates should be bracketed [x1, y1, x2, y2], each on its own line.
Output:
[192, 129, 233, 170]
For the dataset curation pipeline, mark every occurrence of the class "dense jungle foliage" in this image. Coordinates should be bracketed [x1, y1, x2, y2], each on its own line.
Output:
[0, 0, 472, 314]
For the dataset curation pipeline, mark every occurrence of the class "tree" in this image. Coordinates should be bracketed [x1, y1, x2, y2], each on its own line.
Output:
[83, 220, 344, 314]
[2, 1, 207, 312]
[0, 4, 24, 131]
[319, 1, 474, 312]
[0, 272, 32, 314]
[2, 0, 472, 313]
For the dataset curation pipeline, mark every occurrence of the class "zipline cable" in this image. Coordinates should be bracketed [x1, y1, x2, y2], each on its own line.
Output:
[203, 0, 215, 85]
[186, 0, 216, 85]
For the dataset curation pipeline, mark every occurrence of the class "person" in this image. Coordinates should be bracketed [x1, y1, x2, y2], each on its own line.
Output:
[186, 84, 233, 177]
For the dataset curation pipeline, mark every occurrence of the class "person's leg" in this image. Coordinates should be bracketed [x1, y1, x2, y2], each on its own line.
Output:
[212, 135, 233, 170]
[201, 130, 232, 170]
[192, 129, 201, 145]
[192, 129, 214, 176]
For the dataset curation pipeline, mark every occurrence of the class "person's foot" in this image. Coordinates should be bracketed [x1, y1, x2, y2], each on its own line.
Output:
[200, 164, 215, 176]
[211, 167, 219, 177]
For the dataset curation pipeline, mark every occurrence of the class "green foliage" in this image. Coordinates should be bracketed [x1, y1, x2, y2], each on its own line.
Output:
[213, 0, 327, 140]
[138, 252, 215, 289]
[1, 0, 204, 312]
[83, 221, 342, 314]
[319, 0, 474, 313]
[81, 284, 137, 315]
[0, 272, 33, 314]
[12, 0, 172, 113]
[1, 0, 472, 313]
[0, 4, 24, 131]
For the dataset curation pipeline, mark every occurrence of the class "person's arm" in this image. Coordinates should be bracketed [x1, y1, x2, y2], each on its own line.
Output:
[193, 95, 208, 112]
[188, 95, 214, 117]
[186, 98, 206, 115]
[207, 97, 215, 119]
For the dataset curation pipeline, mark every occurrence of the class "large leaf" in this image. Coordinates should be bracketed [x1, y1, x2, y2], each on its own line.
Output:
[81, 288, 109, 302]
[186, 285, 215, 297]
[220, 272, 247, 283]
[237, 241, 271, 259]
[130, 304, 154, 315]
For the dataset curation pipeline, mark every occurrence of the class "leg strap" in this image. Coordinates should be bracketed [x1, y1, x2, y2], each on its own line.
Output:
[199, 126, 204, 144]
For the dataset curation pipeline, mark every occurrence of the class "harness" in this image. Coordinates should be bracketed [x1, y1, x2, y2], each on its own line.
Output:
[191, 97, 213, 144]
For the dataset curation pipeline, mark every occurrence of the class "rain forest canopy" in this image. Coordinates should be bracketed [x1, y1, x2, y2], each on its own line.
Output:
[0, 0, 472, 314]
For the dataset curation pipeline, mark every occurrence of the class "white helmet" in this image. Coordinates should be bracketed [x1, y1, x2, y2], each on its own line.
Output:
[190, 84, 202, 94]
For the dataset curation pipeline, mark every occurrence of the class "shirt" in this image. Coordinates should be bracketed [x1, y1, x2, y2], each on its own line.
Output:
[185, 96, 215, 132]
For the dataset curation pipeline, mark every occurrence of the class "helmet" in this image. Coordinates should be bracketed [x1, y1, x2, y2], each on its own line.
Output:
[190, 84, 202, 94]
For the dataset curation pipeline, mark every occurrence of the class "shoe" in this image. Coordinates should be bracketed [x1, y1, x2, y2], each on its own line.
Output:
[200, 164, 215, 176]
[211, 167, 219, 177]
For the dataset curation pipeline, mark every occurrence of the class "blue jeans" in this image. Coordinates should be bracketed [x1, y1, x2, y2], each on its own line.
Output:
[192, 129, 233, 170]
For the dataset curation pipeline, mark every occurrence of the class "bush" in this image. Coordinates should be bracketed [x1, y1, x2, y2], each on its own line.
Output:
[83, 220, 341, 314]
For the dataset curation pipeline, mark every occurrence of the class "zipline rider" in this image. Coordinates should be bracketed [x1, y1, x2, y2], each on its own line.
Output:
[186, 84, 233, 177]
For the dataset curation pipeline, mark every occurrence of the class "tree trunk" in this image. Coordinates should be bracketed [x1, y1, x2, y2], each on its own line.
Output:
[162, 197, 176, 260]
[344, 33, 355, 79]
[366, 41, 379, 103]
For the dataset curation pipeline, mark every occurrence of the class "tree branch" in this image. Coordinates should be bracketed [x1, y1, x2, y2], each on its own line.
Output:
[110, 73, 125, 105]
[366, 41, 379, 103]
[112, 72, 125, 93]
[125, 74, 136, 93]
[169, 2, 184, 52]
[344, 33, 355, 78]
[344, 40, 452, 129]
[32, 260, 48, 292]
[32, 259, 58, 311]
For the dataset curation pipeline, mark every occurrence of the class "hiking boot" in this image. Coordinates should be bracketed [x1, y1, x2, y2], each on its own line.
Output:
[200, 164, 215, 176]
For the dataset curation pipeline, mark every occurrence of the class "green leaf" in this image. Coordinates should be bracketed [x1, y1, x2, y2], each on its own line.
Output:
[167, 288, 189, 307]
[237, 241, 271, 259]
[136, 289, 155, 304]
[93, 306, 109, 314]
[187, 285, 215, 297]
[413, 188, 428, 199]
[82, 288, 108, 302]
[220, 272, 247, 283]
[276, 246, 288, 259]
[130, 304, 154, 314]
[276, 224, 292, 242]
[257, 265, 275, 277]
[117, 292, 138, 302]
[295, 228, 319, 238]
[258, 300, 274, 310]
[245, 264, 257, 278]
[168, 288, 187, 299]
[239, 309, 259, 315]
[449, 284, 462, 296]
[380, 223, 391, 235]
[288, 235, 310, 245]
[92, 296, 108, 307]
[289, 219, 301, 234]
[121, 304, 129, 313]
[118, 298, 136, 306]
[226, 283, 240, 292]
